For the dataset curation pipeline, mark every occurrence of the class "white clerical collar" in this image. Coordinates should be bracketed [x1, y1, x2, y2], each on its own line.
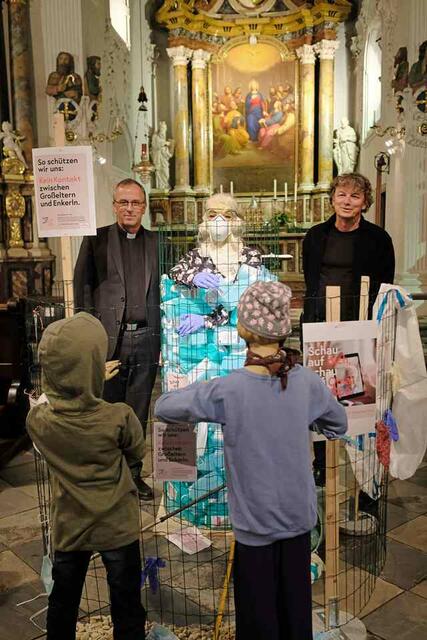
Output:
[126, 232, 136, 239]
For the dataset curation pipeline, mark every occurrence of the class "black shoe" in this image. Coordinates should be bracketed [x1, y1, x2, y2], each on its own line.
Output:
[133, 476, 154, 501]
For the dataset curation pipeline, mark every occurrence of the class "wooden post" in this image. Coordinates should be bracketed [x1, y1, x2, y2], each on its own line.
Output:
[325, 285, 341, 628]
[52, 113, 74, 317]
[359, 275, 370, 322]
[352, 275, 371, 522]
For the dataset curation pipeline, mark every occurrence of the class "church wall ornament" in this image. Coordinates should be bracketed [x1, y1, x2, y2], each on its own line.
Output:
[157, 0, 351, 52]
[153, 0, 350, 259]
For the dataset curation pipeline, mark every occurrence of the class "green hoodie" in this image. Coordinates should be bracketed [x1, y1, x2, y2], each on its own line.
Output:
[26, 312, 144, 552]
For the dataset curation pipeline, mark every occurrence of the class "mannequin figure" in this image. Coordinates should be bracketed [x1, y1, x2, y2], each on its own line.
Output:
[160, 193, 277, 529]
[170, 193, 262, 335]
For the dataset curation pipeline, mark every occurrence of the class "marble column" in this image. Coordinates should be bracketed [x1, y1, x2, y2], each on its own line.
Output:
[296, 44, 316, 192]
[8, 0, 35, 169]
[167, 46, 193, 193]
[191, 49, 211, 193]
[314, 39, 340, 190]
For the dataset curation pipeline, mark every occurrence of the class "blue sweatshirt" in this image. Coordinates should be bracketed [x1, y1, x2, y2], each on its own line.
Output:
[155, 365, 347, 546]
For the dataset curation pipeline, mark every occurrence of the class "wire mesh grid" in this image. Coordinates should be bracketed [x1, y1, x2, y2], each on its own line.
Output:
[24, 228, 392, 639]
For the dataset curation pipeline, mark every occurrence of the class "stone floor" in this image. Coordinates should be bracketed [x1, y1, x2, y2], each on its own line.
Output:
[0, 445, 426, 640]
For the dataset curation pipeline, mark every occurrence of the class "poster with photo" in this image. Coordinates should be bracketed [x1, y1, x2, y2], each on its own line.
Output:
[303, 320, 378, 436]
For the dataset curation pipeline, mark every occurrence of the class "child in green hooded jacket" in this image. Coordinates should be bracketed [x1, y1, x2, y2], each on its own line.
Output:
[27, 312, 146, 640]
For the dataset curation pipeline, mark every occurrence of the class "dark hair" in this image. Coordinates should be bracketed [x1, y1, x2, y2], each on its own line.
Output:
[114, 179, 146, 203]
[329, 173, 373, 211]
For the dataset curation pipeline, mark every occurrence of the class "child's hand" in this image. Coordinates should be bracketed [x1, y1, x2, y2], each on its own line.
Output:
[105, 360, 121, 381]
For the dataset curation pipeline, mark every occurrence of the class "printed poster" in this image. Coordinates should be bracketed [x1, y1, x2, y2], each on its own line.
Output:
[153, 421, 197, 482]
[32, 146, 96, 237]
[303, 320, 378, 436]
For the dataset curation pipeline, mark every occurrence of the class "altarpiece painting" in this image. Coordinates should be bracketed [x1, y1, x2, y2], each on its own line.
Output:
[212, 41, 298, 193]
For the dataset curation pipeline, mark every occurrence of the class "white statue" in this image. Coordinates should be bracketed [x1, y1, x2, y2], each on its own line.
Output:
[333, 117, 358, 175]
[0, 121, 27, 167]
[151, 121, 174, 190]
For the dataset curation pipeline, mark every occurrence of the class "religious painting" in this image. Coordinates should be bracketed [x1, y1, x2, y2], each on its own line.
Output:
[212, 42, 298, 194]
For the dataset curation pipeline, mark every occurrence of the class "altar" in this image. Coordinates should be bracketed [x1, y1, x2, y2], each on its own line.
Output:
[145, 0, 350, 302]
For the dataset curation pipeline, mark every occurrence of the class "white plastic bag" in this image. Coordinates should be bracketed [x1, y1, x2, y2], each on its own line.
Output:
[374, 284, 427, 479]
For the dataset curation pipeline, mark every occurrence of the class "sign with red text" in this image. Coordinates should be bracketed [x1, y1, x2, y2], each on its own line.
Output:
[153, 421, 197, 482]
[32, 146, 96, 237]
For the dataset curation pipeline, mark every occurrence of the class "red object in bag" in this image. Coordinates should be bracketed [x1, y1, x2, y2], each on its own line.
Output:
[376, 419, 391, 468]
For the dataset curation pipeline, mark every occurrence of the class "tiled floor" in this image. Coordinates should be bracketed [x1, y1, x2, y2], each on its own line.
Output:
[0, 447, 426, 639]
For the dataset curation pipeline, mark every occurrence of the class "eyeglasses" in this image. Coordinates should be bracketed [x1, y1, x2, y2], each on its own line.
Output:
[113, 199, 145, 209]
[206, 208, 237, 220]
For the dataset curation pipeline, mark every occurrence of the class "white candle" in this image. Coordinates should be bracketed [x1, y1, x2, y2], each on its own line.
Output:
[230, 181, 234, 196]
[284, 182, 288, 204]
[294, 182, 298, 203]
[220, 184, 223, 193]
[273, 179, 277, 199]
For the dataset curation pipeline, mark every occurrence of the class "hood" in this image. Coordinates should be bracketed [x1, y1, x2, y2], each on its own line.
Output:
[39, 312, 108, 412]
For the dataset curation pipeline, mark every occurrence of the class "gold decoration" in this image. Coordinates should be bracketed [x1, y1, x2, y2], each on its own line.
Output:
[65, 129, 77, 142]
[6, 189, 26, 218]
[9, 219, 23, 247]
[133, 157, 155, 184]
[156, 1, 351, 47]
[5, 188, 25, 248]
[1, 156, 26, 175]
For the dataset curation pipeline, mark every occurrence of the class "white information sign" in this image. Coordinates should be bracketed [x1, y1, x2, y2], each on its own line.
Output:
[153, 421, 197, 482]
[303, 320, 378, 436]
[32, 146, 96, 237]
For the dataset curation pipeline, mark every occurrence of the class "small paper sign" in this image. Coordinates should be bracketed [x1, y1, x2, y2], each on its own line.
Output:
[32, 145, 96, 237]
[153, 421, 197, 481]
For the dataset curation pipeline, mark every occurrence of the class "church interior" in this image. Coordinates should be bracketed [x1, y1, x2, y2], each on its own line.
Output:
[0, 1, 427, 639]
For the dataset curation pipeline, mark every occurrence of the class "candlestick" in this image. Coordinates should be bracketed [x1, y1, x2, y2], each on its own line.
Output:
[230, 181, 234, 196]
[294, 182, 298, 203]
[273, 179, 277, 199]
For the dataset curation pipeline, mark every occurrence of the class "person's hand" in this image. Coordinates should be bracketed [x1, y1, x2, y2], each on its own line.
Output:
[105, 360, 120, 381]
[193, 272, 221, 290]
[177, 314, 205, 337]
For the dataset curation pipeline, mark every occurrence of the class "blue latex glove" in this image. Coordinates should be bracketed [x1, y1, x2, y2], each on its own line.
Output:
[177, 314, 205, 337]
[193, 272, 221, 289]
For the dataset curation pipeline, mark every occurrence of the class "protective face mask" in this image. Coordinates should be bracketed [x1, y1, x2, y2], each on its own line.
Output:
[207, 216, 230, 243]
[41, 554, 54, 595]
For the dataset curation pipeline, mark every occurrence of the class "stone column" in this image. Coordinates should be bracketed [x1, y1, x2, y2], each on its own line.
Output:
[191, 49, 211, 193]
[8, 0, 35, 169]
[166, 46, 193, 193]
[314, 39, 340, 189]
[296, 44, 316, 192]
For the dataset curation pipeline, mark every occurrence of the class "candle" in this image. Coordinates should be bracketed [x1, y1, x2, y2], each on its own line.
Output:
[230, 181, 234, 196]
[284, 182, 288, 204]
[220, 184, 223, 193]
[273, 179, 277, 199]
[294, 182, 298, 203]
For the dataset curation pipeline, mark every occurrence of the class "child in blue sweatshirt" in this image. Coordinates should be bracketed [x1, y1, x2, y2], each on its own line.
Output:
[155, 281, 347, 640]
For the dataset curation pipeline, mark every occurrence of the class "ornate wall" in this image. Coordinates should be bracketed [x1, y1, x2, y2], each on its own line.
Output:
[352, 0, 427, 304]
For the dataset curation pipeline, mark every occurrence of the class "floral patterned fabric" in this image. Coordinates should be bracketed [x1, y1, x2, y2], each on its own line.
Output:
[170, 246, 262, 286]
[169, 246, 262, 328]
